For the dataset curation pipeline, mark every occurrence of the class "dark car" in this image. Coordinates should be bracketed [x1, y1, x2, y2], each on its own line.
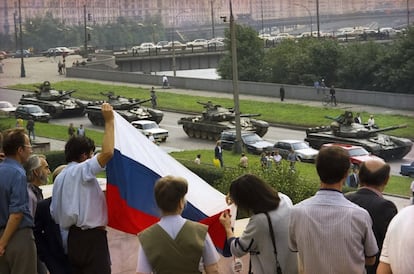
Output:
[15, 104, 51, 122]
[12, 49, 32, 58]
[400, 162, 414, 177]
[220, 130, 273, 155]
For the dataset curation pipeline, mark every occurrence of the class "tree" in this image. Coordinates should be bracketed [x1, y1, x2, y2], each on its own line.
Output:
[217, 24, 264, 81]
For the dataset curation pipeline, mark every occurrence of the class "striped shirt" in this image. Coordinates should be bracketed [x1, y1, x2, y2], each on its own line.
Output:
[289, 189, 378, 274]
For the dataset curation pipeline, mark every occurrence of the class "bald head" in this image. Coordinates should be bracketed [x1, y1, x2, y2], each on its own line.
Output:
[358, 159, 390, 187]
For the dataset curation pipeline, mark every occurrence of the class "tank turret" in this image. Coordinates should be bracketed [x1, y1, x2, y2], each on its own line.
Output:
[305, 111, 412, 160]
[178, 101, 269, 140]
[18, 81, 86, 118]
[86, 92, 163, 126]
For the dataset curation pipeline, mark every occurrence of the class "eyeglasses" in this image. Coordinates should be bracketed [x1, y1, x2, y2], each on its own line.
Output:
[23, 145, 33, 149]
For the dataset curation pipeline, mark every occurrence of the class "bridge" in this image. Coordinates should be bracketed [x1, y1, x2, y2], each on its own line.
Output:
[115, 47, 225, 73]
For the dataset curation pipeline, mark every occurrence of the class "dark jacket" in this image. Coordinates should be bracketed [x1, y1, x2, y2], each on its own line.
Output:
[346, 188, 397, 274]
[34, 197, 72, 274]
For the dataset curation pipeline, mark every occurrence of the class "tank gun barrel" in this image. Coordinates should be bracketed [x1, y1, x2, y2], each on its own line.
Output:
[57, 89, 76, 99]
[130, 98, 151, 107]
[240, 113, 261, 118]
[371, 124, 407, 133]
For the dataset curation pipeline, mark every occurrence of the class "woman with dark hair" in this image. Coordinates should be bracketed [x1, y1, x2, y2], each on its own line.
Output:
[220, 174, 298, 274]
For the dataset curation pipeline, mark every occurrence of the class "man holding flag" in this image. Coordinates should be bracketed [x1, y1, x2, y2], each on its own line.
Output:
[51, 103, 114, 274]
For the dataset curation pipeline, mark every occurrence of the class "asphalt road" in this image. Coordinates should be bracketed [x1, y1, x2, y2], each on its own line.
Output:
[1, 88, 412, 175]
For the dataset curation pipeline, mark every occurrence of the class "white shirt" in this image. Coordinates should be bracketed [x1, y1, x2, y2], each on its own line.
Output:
[50, 155, 107, 229]
[367, 118, 375, 127]
[136, 215, 220, 273]
[380, 205, 414, 274]
[273, 154, 282, 163]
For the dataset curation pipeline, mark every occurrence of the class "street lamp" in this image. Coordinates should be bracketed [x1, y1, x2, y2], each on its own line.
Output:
[172, 9, 189, 77]
[408, 0, 410, 27]
[316, 0, 320, 38]
[229, 0, 242, 153]
[293, 3, 312, 36]
[211, 0, 215, 39]
[18, 0, 25, 77]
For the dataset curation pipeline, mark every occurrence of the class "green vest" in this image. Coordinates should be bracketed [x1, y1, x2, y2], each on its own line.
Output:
[138, 220, 208, 274]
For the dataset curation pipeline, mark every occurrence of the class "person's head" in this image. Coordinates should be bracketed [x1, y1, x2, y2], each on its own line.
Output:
[216, 141, 221, 146]
[79, 124, 83, 128]
[358, 159, 390, 188]
[2, 128, 32, 164]
[196, 154, 201, 159]
[316, 146, 350, 184]
[154, 176, 188, 215]
[64, 136, 95, 163]
[52, 165, 67, 182]
[69, 123, 73, 127]
[370, 115, 374, 119]
[24, 154, 51, 186]
[228, 174, 280, 214]
[241, 153, 245, 157]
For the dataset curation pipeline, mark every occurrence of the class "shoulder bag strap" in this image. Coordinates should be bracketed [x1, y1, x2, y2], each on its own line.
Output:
[265, 212, 283, 274]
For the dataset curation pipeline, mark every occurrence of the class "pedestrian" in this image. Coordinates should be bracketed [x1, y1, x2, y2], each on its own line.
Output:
[289, 146, 378, 274]
[26, 118, 35, 141]
[279, 85, 285, 101]
[68, 123, 75, 138]
[377, 205, 414, 274]
[354, 112, 362, 124]
[150, 87, 157, 108]
[329, 85, 337, 106]
[367, 115, 375, 129]
[346, 165, 359, 188]
[0, 128, 37, 273]
[76, 124, 85, 136]
[314, 80, 320, 94]
[34, 165, 72, 274]
[24, 154, 51, 274]
[194, 154, 201, 165]
[346, 159, 398, 274]
[411, 180, 414, 204]
[239, 153, 248, 168]
[58, 61, 63, 75]
[137, 176, 220, 274]
[50, 103, 114, 274]
[320, 78, 326, 94]
[16, 117, 24, 127]
[214, 141, 223, 168]
[220, 174, 298, 274]
[272, 149, 282, 165]
[287, 148, 297, 170]
[0, 60, 4, 73]
[260, 152, 268, 168]
[162, 75, 169, 89]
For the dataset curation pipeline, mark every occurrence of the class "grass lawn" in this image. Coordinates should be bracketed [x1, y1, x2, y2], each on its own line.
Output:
[9, 80, 414, 139]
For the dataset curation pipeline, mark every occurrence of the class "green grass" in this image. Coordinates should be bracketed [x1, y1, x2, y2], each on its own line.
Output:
[9, 80, 414, 139]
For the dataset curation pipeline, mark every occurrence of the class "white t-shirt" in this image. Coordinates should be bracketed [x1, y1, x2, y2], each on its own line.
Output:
[379, 205, 414, 274]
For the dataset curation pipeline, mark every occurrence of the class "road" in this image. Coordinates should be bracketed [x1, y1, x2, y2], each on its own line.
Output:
[1, 88, 412, 175]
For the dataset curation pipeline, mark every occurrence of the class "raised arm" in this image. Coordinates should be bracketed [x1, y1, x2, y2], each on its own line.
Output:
[97, 103, 114, 167]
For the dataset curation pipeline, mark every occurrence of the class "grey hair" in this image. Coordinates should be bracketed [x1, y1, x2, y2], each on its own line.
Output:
[24, 154, 45, 182]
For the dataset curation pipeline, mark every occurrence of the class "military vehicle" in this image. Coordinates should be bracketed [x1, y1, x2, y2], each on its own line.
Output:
[177, 101, 269, 140]
[18, 81, 86, 118]
[86, 92, 163, 126]
[305, 111, 412, 161]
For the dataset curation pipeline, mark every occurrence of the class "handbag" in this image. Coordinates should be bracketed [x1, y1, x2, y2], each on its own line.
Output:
[265, 212, 283, 274]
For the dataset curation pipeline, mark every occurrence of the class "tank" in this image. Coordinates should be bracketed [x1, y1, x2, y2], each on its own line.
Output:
[305, 111, 412, 161]
[18, 81, 86, 118]
[177, 101, 269, 140]
[86, 92, 164, 126]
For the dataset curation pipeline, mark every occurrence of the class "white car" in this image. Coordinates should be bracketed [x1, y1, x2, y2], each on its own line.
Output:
[187, 39, 208, 48]
[131, 120, 168, 142]
[0, 101, 16, 117]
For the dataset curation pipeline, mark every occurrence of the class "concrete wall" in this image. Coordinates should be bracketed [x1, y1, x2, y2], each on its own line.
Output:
[66, 67, 414, 110]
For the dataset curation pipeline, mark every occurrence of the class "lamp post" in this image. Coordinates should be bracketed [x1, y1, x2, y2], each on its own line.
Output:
[18, 0, 25, 77]
[408, 0, 410, 27]
[293, 3, 312, 36]
[316, 0, 320, 38]
[211, 0, 215, 39]
[229, 0, 242, 153]
[83, 5, 88, 58]
[172, 10, 189, 77]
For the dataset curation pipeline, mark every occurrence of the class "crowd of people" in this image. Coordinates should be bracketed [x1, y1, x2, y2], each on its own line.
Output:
[0, 103, 413, 274]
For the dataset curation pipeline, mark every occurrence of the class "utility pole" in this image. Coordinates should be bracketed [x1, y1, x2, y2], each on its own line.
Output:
[18, 0, 25, 77]
[211, 0, 215, 39]
[229, 0, 242, 153]
[316, 0, 320, 38]
[408, 0, 410, 27]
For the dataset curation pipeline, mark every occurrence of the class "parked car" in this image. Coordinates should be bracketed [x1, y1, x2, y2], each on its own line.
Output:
[274, 140, 318, 162]
[12, 49, 32, 58]
[187, 39, 208, 48]
[205, 40, 225, 49]
[163, 41, 186, 50]
[321, 143, 383, 167]
[131, 120, 168, 142]
[220, 130, 273, 155]
[0, 101, 16, 117]
[56, 46, 75, 55]
[400, 162, 414, 177]
[41, 47, 64, 57]
[155, 41, 169, 49]
[15, 104, 51, 122]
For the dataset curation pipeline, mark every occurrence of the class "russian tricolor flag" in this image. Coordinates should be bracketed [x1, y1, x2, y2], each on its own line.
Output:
[106, 112, 233, 253]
